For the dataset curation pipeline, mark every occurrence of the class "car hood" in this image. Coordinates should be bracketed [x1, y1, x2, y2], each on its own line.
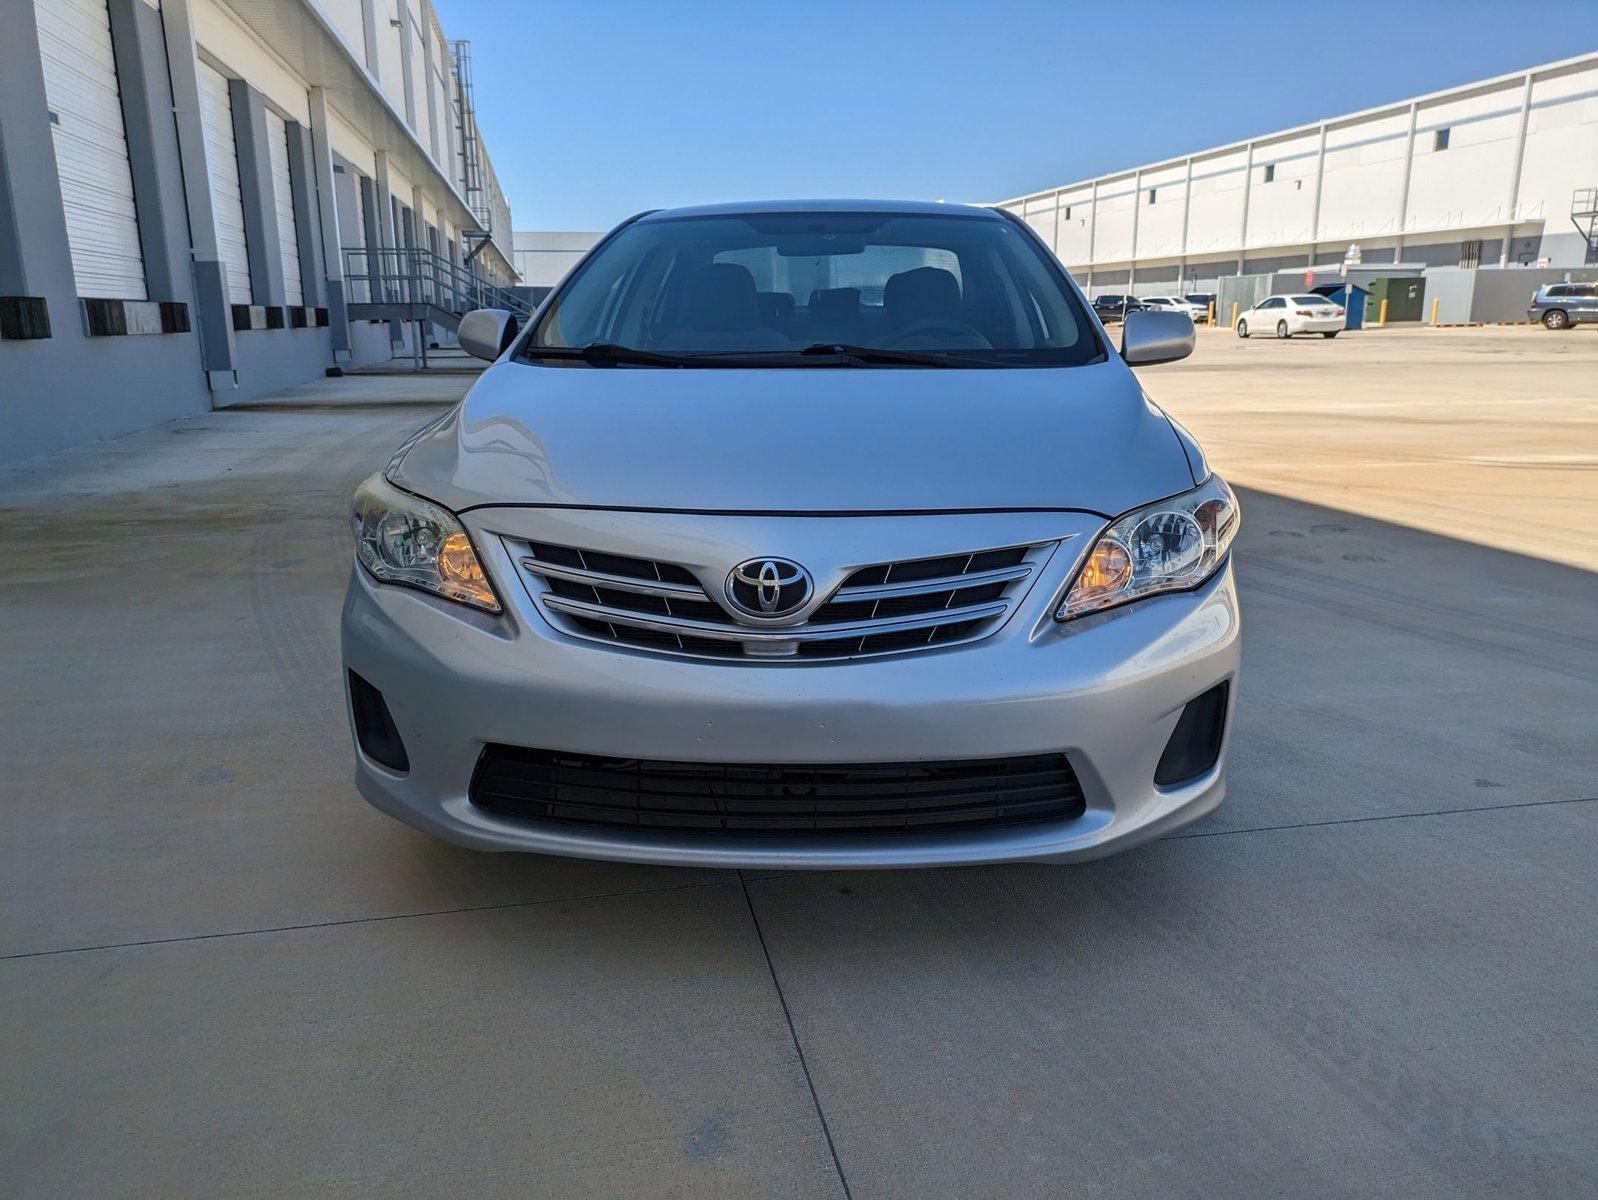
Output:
[390, 359, 1197, 517]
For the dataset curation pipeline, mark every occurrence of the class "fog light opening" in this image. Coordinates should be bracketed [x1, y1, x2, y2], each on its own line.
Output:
[348, 670, 410, 772]
[1154, 682, 1229, 787]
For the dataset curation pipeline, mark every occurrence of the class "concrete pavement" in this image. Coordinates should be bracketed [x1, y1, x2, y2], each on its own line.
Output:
[2, 329, 1594, 1198]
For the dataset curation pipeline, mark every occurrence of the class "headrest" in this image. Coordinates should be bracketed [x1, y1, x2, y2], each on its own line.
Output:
[884, 267, 961, 327]
[676, 263, 760, 332]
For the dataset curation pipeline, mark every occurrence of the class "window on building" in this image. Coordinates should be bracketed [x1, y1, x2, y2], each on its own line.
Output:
[1459, 240, 1482, 269]
[1263, 164, 1275, 183]
[1434, 128, 1450, 151]
[1147, 188, 1157, 204]
[1062, 206, 1071, 220]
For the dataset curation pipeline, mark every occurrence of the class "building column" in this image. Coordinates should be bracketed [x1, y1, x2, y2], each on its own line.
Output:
[305, 87, 349, 357]
[420, 0, 440, 160]
[1050, 189, 1063, 256]
[0, 0, 74, 340]
[359, 0, 380, 73]
[1501, 72, 1534, 267]
[1128, 170, 1142, 294]
[284, 122, 326, 310]
[1236, 142, 1254, 275]
[372, 151, 403, 344]
[1178, 157, 1193, 290]
[359, 175, 383, 276]
[1307, 123, 1328, 267]
[158, 0, 237, 389]
[1085, 180, 1098, 293]
[1393, 102, 1418, 264]
[397, 0, 418, 126]
[107, 0, 190, 305]
[229, 80, 285, 308]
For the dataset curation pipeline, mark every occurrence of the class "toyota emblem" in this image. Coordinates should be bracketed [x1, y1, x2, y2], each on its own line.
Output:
[725, 558, 812, 620]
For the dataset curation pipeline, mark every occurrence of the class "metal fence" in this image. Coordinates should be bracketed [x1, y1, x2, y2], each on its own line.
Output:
[1216, 274, 1273, 324]
[341, 246, 537, 320]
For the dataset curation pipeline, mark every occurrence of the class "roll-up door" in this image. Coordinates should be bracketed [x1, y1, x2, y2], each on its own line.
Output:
[197, 61, 253, 305]
[35, 0, 147, 299]
[265, 109, 304, 305]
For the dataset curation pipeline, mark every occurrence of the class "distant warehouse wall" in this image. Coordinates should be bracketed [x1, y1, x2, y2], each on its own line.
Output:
[0, 0, 522, 465]
[997, 52, 1598, 298]
[512, 231, 603, 289]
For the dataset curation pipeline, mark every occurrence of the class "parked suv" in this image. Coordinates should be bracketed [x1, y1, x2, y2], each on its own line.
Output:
[1528, 282, 1598, 329]
[1091, 294, 1144, 323]
[343, 201, 1236, 869]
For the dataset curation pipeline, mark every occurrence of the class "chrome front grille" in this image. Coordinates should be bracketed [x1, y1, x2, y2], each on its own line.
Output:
[512, 539, 1053, 661]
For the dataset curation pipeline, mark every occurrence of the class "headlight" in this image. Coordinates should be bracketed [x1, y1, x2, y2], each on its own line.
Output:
[350, 473, 501, 613]
[1057, 475, 1238, 620]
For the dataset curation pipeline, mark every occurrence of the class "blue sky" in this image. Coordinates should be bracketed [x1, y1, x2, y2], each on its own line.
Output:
[431, 0, 1590, 231]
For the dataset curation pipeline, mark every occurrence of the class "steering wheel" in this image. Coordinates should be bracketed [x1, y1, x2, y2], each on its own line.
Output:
[884, 318, 992, 350]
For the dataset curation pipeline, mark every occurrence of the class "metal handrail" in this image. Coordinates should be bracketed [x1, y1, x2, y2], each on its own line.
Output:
[341, 245, 534, 319]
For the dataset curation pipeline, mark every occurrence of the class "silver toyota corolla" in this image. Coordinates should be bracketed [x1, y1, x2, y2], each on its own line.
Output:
[342, 200, 1240, 868]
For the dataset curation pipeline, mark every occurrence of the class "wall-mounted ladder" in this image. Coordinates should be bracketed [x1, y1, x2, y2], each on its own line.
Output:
[1574, 188, 1598, 264]
[450, 39, 492, 235]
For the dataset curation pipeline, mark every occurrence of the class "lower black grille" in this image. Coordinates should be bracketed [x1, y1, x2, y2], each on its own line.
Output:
[470, 745, 1087, 836]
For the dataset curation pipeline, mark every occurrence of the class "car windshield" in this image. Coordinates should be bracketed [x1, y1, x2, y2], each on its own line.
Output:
[522, 211, 1100, 367]
[1292, 294, 1333, 305]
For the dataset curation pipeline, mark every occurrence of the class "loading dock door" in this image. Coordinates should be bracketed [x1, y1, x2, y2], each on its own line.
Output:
[197, 61, 253, 305]
[265, 109, 303, 306]
[35, 0, 148, 299]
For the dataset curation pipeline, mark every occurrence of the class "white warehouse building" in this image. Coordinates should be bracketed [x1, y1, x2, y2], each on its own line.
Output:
[999, 52, 1598, 301]
[511, 231, 604, 294]
[1, 0, 522, 464]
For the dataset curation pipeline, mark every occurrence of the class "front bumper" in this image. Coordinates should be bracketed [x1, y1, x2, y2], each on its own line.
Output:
[341, 512, 1241, 869]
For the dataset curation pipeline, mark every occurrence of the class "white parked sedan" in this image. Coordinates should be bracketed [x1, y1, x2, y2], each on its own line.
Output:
[1141, 295, 1208, 321]
[1236, 294, 1346, 339]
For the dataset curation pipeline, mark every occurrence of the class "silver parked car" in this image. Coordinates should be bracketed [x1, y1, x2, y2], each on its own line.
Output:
[343, 201, 1240, 868]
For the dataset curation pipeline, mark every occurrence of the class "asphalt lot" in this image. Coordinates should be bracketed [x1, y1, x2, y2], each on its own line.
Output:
[2, 328, 1594, 1198]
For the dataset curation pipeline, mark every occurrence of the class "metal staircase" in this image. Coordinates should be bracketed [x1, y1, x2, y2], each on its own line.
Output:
[1573, 188, 1598, 264]
[343, 245, 536, 331]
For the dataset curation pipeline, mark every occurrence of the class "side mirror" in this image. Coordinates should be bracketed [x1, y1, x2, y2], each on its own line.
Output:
[457, 308, 519, 361]
[1121, 309, 1194, 366]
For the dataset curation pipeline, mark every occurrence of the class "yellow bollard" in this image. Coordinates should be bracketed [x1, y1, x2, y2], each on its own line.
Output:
[1229, 301, 1239, 329]
[1377, 297, 1388, 328]
[1430, 297, 1440, 327]
[1207, 300, 1216, 327]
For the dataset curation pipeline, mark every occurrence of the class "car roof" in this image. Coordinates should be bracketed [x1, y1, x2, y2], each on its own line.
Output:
[634, 199, 1002, 222]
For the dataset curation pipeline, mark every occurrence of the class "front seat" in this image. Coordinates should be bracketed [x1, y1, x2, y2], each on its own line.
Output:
[660, 263, 786, 350]
[884, 266, 962, 335]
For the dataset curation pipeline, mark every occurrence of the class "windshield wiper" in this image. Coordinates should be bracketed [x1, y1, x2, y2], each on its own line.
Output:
[795, 343, 989, 368]
[524, 342, 714, 368]
[523, 341, 997, 368]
